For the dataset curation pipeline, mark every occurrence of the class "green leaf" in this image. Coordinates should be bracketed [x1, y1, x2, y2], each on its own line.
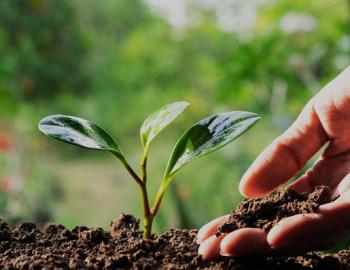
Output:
[140, 101, 190, 151]
[38, 114, 123, 156]
[164, 111, 260, 180]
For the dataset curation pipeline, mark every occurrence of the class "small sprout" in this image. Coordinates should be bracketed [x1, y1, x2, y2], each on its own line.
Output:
[139, 101, 190, 183]
[140, 101, 190, 153]
[38, 102, 260, 239]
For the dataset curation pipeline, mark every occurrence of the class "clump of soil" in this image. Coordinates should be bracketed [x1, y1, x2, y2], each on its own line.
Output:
[0, 185, 349, 269]
[217, 185, 332, 235]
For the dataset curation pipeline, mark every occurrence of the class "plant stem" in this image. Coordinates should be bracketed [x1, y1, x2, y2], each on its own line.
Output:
[151, 181, 167, 217]
[125, 163, 143, 185]
[112, 150, 153, 238]
[140, 183, 153, 238]
[140, 153, 147, 183]
[140, 149, 153, 238]
[112, 152, 143, 185]
[151, 174, 174, 217]
[143, 214, 153, 238]
[151, 192, 164, 217]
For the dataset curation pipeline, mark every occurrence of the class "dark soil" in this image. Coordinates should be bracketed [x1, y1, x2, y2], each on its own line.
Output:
[217, 185, 332, 235]
[0, 185, 349, 269]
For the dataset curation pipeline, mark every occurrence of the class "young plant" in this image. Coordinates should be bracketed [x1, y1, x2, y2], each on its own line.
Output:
[38, 102, 260, 238]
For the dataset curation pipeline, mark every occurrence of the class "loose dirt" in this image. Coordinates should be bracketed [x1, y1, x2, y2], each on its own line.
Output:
[217, 185, 332, 235]
[0, 185, 349, 269]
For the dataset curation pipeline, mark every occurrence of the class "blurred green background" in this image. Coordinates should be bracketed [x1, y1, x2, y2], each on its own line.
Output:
[0, 0, 349, 244]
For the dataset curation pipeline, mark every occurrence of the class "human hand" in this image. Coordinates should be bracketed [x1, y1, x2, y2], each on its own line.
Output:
[197, 66, 350, 260]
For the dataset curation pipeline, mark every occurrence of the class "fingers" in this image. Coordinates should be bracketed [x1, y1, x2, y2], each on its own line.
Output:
[199, 219, 349, 261]
[334, 173, 350, 198]
[197, 217, 270, 259]
[267, 216, 349, 254]
[240, 99, 328, 198]
[199, 228, 270, 260]
[318, 188, 350, 228]
[267, 213, 323, 248]
[200, 171, 350, 260]
[198, 191, 350, 261]
[319, 67, 350, 158]
[198, 234, 225, 260]
[220, 228, 269, 257]
[197, 215, 229, 244]
[289, 153, 350, 196]
[270, 230, 348, 255]
[267, 189, 350, 249]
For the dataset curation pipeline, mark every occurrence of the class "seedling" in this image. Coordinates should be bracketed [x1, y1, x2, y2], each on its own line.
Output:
[38, 102, 260, 238]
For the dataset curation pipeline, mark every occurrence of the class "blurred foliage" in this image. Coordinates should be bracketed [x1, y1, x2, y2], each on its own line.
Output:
[0, 0, 349, 249]
[0, 0, 88, 101]
[0, 126, 63, 227]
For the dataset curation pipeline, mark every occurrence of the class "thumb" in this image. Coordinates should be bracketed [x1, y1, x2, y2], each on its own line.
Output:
[239, 99, 328, 198]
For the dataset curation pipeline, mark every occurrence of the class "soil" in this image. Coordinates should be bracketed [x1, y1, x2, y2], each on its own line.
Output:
[217, 185, 332, 235]
[0, 185, 349, 269]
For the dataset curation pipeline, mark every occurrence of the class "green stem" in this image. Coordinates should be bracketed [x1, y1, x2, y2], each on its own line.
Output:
[111, 150, 153, 238]
[143, 214, 154, 239]
[125, 162, 143, 185]
[140, 183, 153, 238]
[151, 191, 164, 217]
[140, 148, 152, 238]
[151, 175, 173, 217]
[141, 150, 148, 183]
[112, 152, 142, 185]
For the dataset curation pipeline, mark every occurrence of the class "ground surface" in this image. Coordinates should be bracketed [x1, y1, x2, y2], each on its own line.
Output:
[1, 185, 350, 269]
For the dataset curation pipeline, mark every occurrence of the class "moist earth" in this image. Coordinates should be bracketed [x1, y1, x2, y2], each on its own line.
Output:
[217, 185, 332, 235]
[0, 185, 349, 269]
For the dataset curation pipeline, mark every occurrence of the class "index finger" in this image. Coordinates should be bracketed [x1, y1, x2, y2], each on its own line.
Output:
[239, 99, 328, 198]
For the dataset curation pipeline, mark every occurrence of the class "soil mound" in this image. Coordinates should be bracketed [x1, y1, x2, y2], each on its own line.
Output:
[217, 185, 331, 235]
[0, 186, 349, 269]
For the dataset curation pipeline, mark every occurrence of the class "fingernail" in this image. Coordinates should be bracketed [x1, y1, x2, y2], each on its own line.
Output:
[268, 241, 286, 250]
[220, 250, 231, 257]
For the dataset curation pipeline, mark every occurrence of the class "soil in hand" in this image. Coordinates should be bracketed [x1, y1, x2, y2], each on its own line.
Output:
[0, 186, 350, 269]
[217, 185, 332, 235]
